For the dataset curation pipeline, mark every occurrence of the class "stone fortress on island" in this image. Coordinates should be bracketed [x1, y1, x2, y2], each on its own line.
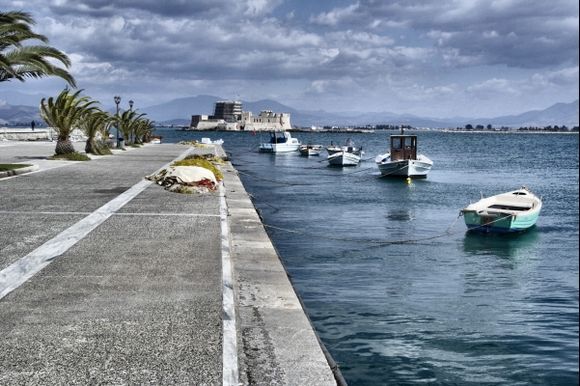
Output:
[189, 100, 292, 131]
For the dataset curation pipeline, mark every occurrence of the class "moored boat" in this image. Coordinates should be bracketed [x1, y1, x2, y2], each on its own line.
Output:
[461, 187, 542, 233]
[259, 131, 301, 153]
[375, 133, 432, 178]
[299, 144, 323, 156]
[327, 139, 363, 166]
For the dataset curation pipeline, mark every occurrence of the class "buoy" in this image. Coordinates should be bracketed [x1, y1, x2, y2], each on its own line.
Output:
[406, 177, 412, 184]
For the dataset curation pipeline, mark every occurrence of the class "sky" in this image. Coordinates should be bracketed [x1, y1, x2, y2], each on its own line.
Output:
[2, 0, 579, 118]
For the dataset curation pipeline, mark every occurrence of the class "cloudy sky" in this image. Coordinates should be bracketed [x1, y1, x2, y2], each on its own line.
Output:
[2, 0, 579, 117]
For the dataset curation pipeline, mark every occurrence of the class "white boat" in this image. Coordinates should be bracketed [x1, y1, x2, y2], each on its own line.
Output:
[299, 144, 323, 156]
[327, 150, 362, 166]
[201, 137, 224, 145]
[461, 187, 542, 233]
[375, 134, 432, 178]
[327, 140, 363, 166]
[259, 131, 301, 153]
[326, 145, 343, 155]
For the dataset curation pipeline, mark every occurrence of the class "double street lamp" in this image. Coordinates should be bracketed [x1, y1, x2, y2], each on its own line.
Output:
[114, 95, 121, 148]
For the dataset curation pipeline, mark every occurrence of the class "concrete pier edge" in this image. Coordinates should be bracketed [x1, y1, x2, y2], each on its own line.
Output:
[220, 145, 341, 385]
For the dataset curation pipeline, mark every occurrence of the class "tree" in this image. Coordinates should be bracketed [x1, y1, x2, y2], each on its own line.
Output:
[40, 89, 98, 155]
[78, 109, 113, 155]
[133, 118, 155, 144]
[0, 11, 75, 86]
[116, 109, 146, 146]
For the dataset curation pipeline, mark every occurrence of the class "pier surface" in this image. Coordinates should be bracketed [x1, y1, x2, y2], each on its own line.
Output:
[0, 141, 336, 385]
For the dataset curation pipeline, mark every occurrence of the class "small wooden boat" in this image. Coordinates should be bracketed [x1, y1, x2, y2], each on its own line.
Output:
[461, 187, 542, 233]
[326, 139, 363, 166]
[327, 149, 362, 166]
[299, 144, 323, 156]
[375, 133, 432, 178]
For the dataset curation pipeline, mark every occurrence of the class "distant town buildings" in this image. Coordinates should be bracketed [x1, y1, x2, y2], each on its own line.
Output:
[189, 100, 291, 131]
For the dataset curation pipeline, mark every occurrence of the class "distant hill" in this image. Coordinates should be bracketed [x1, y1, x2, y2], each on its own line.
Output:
[142, 96, 578, 128]
[0, 103, 42, 125]
[141, 95, 220, 123]
[1, 92, 578, 128]
[474, 100, 579, 128]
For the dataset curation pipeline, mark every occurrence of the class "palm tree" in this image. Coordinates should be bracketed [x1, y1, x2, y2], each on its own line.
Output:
[133, 118, 155, 144]
[0, 11, 75, 86]
[40, 89, 98, 155]
[116, 109, 146, 146]
[78, 109, 113, 155]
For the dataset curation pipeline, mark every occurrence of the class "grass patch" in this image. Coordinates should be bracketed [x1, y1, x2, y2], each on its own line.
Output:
[172, 156, 223, 181]
[49, 152, 91, 161]
[0, 163, 32, 171]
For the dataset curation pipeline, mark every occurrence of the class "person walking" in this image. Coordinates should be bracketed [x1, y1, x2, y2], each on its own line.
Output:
[31, 120, 35, 131]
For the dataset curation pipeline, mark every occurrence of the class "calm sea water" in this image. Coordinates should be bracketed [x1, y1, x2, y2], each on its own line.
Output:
[160, 128, 579, 385]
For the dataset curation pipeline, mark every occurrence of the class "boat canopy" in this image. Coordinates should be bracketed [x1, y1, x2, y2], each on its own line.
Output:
[390, 135, 417, 161]
[269, 131, 289, 143]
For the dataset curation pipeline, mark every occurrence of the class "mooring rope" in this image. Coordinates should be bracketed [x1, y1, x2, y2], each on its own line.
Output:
[261, 213, 513, 246]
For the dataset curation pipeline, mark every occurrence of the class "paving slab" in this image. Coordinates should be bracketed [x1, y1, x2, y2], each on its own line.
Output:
[0, 141, 338, 385]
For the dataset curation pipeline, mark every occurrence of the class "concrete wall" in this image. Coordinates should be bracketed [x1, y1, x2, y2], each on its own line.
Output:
[0, 128, 51, 141]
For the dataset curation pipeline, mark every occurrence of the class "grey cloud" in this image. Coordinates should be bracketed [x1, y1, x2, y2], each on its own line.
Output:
[46, 0, 275, 18]
[312, 0, 579, 69]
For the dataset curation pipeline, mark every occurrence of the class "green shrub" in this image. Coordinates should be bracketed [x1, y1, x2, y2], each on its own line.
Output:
[0, 163, 32, 171]
[49, 152, 91, 161]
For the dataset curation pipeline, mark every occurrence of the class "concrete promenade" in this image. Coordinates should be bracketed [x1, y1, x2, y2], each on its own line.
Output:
[0, 141, 336, 385]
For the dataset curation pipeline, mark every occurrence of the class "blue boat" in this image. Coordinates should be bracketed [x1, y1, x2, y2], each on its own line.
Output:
[461, 187, 542, 233]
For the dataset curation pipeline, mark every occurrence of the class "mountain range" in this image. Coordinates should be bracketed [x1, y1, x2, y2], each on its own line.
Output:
[1, 90, 578, 128]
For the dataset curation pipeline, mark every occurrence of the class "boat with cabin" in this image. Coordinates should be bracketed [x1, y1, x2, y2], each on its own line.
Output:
[259, 131, 301, 153]
[461, 187, 542, 233]
[375, 133, 433, 177]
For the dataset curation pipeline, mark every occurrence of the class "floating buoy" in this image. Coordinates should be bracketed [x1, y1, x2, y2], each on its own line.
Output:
[406, 177, 412, 184]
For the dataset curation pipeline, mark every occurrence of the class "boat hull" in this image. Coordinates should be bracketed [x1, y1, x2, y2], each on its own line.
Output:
[463, 210, 540, 233]
[377, 158, 432, 177]
[327, 151, 360, 166]
[299, 145, 322, 156]
[259, 143, 300, 153]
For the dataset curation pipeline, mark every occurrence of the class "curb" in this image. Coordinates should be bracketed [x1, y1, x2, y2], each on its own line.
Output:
[0, 164, 39, 178]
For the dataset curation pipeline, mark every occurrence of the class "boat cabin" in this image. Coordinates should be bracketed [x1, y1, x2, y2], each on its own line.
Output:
[268, 131, 289, 143]
[390, 135, 417, 161]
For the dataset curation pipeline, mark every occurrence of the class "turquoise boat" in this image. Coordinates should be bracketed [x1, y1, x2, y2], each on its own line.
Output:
[461, 187, 542, 233]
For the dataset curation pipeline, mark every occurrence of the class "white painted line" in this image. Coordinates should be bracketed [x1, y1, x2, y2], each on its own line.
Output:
[0, 148, 193, 300]
[0, 179, 150, 299]
[0, 211, 220, 218]
[0, 210, 93, 216]
[220, 183, 239, 386]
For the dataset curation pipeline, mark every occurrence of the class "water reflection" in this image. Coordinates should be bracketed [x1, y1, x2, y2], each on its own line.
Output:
[385, 209, 416, 222]
[462, 227, 540, 259]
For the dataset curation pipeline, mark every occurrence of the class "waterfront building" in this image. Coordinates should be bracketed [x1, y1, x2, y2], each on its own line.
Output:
[211, 101, 242, 121]
[189, 101, 291, 131]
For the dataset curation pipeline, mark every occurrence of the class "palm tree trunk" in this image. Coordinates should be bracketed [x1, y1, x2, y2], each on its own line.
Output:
[55, 137, 75, 154]
[85, 138, 99, 155]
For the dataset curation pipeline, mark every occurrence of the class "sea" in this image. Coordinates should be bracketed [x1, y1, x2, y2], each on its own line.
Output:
[159, 128, 579, 385]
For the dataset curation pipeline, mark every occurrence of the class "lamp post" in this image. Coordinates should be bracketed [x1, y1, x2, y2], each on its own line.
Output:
[114, 95, 121, 148]
[128, 100, 134, 143]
